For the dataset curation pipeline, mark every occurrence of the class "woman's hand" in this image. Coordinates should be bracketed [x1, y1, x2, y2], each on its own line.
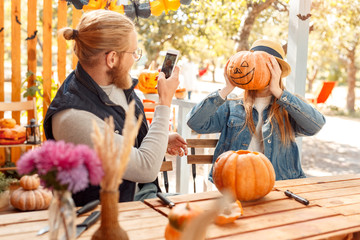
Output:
[167, 132, 188, 157]
[219, 60, 236, 99]
[157, 66, 180, 107]
[267, 56, 283, 99]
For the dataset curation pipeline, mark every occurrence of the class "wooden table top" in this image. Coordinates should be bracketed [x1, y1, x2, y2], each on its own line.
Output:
[2, 174, 360, 240]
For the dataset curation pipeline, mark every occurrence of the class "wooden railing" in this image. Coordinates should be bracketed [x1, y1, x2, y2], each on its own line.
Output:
[0, 0, 81, 166]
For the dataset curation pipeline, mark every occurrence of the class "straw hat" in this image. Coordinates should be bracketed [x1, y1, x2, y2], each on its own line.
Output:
[250, 39, 291, 78]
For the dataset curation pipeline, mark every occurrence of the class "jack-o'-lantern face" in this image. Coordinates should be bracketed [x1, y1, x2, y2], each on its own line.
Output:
[225, 51, 271, 90]
[137, 69, 159, 94]
[227, 61, 255, 86]
[137, 61, 159, 94]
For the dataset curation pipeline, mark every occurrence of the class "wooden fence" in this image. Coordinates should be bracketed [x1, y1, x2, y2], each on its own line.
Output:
[0, 0, 81, 165]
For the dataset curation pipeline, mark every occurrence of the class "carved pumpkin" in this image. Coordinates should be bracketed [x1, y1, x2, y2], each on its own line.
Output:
[20, 175, 40, 190]
[10, 187, 52, 211]
[215, 200, 243, 225]
[164, 202, 203, 240]
[225, 51, 271, 90]
[138, 61, 159, 94]
[213, 150, 275, 201]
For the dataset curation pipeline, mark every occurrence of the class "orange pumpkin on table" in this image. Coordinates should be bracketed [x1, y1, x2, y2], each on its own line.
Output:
[164, 202, 203, 240]
[137, 61, 159, 94]
[213, 150, 275, 202]
[225, 51, 271, 90]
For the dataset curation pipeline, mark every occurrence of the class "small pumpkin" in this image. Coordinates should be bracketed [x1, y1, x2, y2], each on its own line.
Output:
[138, 61, 159, 94]
[225, 51, 271, 90]
[10, 187, 52, 211]
[213, 150, 275, 202]
[20, 174, 40, 190]
[0, 118, 16, 128]
[164, 202, 203, 240]
[215, 200, 243, 225]
[175, 88, 186, 99]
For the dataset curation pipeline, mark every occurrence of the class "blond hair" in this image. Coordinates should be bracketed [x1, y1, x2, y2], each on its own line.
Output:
[242, 78, 295, 145]
[59, 9, 135, 67]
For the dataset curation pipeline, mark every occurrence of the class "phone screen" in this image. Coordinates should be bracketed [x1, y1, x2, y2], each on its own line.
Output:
[161, 53, 178, 78]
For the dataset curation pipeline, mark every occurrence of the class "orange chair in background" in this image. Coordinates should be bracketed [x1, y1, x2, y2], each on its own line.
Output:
[306, 81, 336, 106]
[142, 99, 156, 125]
[142, 99, 176, 131]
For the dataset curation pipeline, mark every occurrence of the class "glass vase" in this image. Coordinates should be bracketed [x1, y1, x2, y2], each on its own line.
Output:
[48, 190, 76, 240]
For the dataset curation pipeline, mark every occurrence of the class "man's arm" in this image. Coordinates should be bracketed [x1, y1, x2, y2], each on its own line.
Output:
[52, 107, 170, 183]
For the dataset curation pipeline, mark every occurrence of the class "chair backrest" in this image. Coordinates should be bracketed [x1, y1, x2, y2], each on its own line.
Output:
[0, 99, 37, 123]
[142, 99, 157, 124]
[0, 99, 38, 166]
[314, 81, 336, 104]
[187, 138, 218, 193]
[187, 138, 218, 164]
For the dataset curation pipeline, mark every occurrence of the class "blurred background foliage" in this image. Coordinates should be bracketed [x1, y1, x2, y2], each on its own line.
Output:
[2, 0, 359, 112]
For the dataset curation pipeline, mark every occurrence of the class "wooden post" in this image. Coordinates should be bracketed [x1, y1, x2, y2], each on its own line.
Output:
[27, 0, 37, 121]
[0, 0, 4, 164]
[57, 0, 67, 85]
[173, 99, 195, 194]
[0, 0, 4, 117]
[72, 7, 82, 69]
[287, 0, 311, 156]
[11, 0, 21, 120]
[286, 0, 311, 96]
[43, 0, 52, 126]
[10, 0, 21, 162]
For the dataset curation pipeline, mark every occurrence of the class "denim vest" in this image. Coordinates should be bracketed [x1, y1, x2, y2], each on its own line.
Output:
[44, 63, 150, 206]
[186, 90, 326, 182]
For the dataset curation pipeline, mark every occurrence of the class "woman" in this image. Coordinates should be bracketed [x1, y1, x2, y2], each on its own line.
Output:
[187, 39, 326, 181]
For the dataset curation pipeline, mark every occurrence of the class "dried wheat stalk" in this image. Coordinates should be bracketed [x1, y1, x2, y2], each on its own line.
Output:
[91, 101, 143, 191]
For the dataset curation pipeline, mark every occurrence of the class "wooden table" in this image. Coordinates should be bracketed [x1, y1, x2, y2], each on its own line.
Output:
[2, 174, 360, 239]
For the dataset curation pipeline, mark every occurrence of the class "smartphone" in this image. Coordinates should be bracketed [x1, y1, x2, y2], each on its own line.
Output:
[161, 49, 180, 78]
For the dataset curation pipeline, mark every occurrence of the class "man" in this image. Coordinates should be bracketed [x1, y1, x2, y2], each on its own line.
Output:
[44, 10, 187, 206]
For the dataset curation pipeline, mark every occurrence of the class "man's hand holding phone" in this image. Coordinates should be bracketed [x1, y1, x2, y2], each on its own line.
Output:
[161, 49, 179, 79]
[157, 66, 180, 107]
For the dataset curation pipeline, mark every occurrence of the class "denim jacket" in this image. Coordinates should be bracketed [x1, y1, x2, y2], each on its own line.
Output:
[186, 90, 326, 181]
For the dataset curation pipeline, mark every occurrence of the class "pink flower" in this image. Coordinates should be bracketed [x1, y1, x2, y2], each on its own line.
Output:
[17, 140, 104, 194]
[57, 165, 89, 194]
[72, 145, 104, 185]
[17, 149, 38, 175]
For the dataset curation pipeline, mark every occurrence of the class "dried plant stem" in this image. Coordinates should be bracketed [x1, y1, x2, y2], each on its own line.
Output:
[91, 101, 143, 192]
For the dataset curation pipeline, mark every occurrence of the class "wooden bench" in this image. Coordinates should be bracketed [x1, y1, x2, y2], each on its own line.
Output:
[186, 138, 218, 193]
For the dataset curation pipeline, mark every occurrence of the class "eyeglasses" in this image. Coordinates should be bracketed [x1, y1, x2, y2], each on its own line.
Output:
[122, 48, 142, 62]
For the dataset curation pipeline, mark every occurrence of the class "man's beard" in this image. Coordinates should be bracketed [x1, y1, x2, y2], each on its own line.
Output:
[107, 61, 132, 89]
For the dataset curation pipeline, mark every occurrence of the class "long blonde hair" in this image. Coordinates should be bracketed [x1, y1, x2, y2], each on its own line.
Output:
[242, 78, 295, 145]
[58, 9, 135, 67]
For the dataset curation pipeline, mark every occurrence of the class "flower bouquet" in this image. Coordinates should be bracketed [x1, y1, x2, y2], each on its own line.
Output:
[17, 140, 104, 240]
